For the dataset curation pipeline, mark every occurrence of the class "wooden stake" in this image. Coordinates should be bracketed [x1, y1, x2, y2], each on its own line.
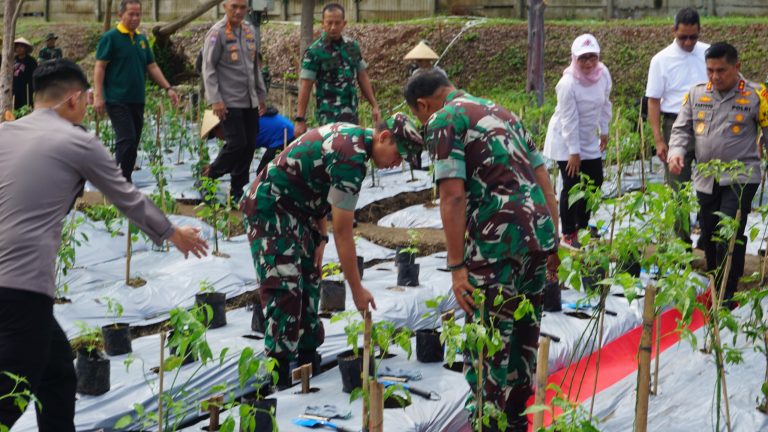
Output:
[652, 315, 661, 395]
[634, 285, 656, 432]
[125, 222, 132, 285]
[283, 127, 288, 151]
[532, 336, 551, 431]
[716, 209, 740, 310]
[589, 288, 608, 420]
[158, 331, 166, 432]
[638, 109, 647, 193]
[292, 363, 312, 394]
[362, 311, 372, 429]
[368, 379, 384, 432]
[207, 395, 223, 431]
[476, 302, 485, 430]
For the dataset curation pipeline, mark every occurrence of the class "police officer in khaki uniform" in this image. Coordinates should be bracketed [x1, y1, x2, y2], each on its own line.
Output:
[669, 42, 768, 303]
[202, 0, 267, 202]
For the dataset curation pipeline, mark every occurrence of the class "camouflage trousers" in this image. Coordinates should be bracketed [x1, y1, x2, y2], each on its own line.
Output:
[464, 252, 547, 432]
[249, 209, 325, 362]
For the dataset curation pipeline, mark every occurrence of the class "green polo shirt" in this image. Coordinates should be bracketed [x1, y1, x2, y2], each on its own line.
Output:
[95, 23, 154, 104]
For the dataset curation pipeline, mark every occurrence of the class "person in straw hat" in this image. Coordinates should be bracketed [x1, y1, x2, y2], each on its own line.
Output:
[12, 37, 37, 110]
[38, 33, 63, 62]
[404, 40, 447, 78]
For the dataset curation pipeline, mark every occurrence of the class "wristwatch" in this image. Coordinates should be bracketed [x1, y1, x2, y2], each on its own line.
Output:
[294, 116, 306, 123]
[319, 234, 329, 243]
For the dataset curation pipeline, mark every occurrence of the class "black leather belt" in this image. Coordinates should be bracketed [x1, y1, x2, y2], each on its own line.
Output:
[661, 112, 678, 120]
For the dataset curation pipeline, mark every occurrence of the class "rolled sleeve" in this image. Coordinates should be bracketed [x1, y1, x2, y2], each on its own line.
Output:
[435, 158, 466, 181]
[358, 59, 368, 72]
[328, 186, 359, 211]
[300, 48, 319, 81]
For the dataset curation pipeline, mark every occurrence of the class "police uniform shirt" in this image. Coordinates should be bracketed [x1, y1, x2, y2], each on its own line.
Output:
[669, 77, 768, 194]
[202, 18, 267, 109]
[646, 40, 709, 114]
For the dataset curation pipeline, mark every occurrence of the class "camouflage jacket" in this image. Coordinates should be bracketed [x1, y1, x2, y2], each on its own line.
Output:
[426, 90, 556, 271]
[38, 47, 62, 62]
[242, 123, 370, 235]
[300, 33, 367, 125]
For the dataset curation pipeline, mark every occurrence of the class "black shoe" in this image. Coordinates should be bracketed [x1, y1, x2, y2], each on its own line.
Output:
[275, 358, 292, 390]
[297, 350, 322, 376]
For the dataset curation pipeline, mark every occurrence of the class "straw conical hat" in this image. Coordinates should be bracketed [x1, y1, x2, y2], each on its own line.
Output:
[14, 37, 33, 49]
[404, 41, 439, 61]
[200, 109, 221, 139]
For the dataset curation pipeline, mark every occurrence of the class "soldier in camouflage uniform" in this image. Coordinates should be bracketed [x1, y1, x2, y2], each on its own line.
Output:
[241, 113, 422, 387]
[405, 70, 560, 431]
[294, 3, 380, 136]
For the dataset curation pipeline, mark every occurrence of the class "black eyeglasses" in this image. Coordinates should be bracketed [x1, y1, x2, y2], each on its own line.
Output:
[677, 35, 699, 41]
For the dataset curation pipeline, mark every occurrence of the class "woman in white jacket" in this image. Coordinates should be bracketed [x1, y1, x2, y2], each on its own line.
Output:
[543, 33, 612, 249]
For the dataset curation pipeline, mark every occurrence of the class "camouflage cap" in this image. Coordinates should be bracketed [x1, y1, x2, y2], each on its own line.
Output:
[386, 112, 423, 165]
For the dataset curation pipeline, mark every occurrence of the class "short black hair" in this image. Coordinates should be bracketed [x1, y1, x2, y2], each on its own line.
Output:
[674, 7, 700, 30]
[33, 59, 90, 101]
[322, 3, 345, 19]
[404, 69, 451, 107]
[119, 0, 141, 14]
[705, 42, 739, 65]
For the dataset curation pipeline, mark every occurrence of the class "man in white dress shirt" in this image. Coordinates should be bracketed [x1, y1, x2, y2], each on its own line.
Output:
[645, 7, 709, 243]
[646, 8, 709, 183]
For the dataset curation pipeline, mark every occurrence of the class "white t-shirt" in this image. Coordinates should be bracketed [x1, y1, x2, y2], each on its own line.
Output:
[645, 40, 710, 114]
[543, 69, 613, 162]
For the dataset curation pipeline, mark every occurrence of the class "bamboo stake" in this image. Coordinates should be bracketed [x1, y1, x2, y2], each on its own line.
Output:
[477, 302, 485, 431]
[362, 311, 372, 429]
[158, 331, 166, 432]
[283, 127, 288, 151]
[125, 222, 132, 285]
[588, 288, 608, 420]
[652, 314, 661, 395]
[635, 285, 656, 432]
[532, 336, 551, 431]
[638, 109, 647, 193]
[368, 379, 384, 432]
[715, 209, 741, 310]
[207, 395, 223, 431]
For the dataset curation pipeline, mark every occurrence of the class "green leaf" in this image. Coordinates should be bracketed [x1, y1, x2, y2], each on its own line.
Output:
[114, 414, 133, 429]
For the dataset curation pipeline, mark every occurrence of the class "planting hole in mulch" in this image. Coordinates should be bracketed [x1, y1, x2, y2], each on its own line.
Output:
[318, 311, 334, 319]
[564, 311, 592, 320]
[242, 334, 264, 340]
[386, 286, 406, 292]
[384, 393, 412, 409]
[213, 251, 231, 258]
[375, 351, 397, 360]
[55, 297, 72, 304]
[127, 277, 147, 288]
[443, 362, 467, 373]
[293, 387, 321, 394]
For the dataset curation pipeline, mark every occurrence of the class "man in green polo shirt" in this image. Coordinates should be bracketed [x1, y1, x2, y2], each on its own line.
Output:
[93, 0, 179, 182]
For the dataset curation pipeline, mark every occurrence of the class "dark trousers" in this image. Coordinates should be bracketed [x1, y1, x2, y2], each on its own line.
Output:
[557, 158, 604, 235]
[697, 183, 758, 302]
[0, 288, 76, 431]
[209, 108, 260, 200]
[106, 103, 145, 182]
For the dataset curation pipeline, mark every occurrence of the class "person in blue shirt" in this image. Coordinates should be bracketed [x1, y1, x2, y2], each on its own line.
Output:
[254, 106, 294, 175]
